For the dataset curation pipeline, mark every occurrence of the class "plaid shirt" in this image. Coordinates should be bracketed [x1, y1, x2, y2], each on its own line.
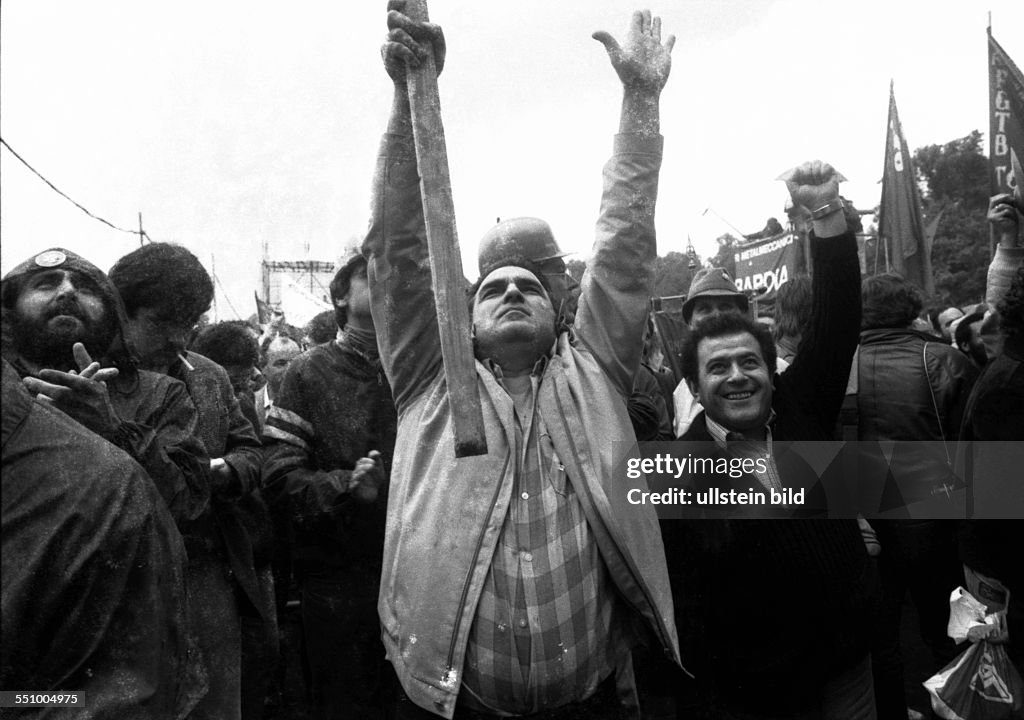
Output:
[462, 370, 616, 714]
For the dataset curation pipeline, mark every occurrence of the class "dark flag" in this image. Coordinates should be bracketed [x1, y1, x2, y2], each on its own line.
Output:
[988, 30, 1024, 202]
[254, 291, 272, 325]
[879, 81, 934, 296]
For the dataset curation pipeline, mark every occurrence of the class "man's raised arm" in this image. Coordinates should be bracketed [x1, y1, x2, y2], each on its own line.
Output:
[777, 161, 862, 430]
[576, 11, 674, 394]
[363, 1, 448, 410]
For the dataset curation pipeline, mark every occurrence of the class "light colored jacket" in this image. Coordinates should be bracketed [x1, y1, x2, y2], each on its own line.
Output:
[364, 132, 681, 719]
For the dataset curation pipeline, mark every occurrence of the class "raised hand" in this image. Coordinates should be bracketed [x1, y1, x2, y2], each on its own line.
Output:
[382, 0, 446, 86]
[70, 341, 119, 384]
[23, 343, 123, 439]
[778, 161, 847, 214]
[988, 193, 1020, 231]
[593, 10, 675, 93]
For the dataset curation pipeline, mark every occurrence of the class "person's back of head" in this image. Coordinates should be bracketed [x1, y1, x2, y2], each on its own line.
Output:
[190, 321, 261, 395]
[861, 273, 923, 331]
[304, 310, 338, 345]
[773, 275, 812, 343]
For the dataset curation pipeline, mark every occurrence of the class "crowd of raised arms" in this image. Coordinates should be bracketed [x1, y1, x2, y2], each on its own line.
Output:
[2, 4, 1023, 720]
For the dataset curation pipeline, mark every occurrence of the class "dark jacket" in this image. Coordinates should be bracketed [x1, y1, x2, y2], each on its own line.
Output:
[663, 231, 877, 714]
[858, 327, 978, 508]
[858, 327, 978, 443]
[261, 335, 397, 572]
[172, 350, 271, 623]
[1, 359, 205, 718]
[958, 333, 1024, 443]
[957, 335, 1024, 592]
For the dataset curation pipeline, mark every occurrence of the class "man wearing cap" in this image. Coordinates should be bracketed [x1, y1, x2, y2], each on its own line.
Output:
[262, 248, 397, 719]
[669, 265, 749, 436]
[0, 247, 210, 523]
[368, 7, 678, 719]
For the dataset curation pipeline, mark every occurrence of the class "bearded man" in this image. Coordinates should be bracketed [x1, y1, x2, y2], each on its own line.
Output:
[1, 247, 209, 522]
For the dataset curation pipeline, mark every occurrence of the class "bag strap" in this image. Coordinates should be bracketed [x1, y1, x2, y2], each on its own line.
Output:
[922, 341, 952, 467]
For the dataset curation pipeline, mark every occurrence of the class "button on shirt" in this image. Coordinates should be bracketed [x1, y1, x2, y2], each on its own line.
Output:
[461, 365, 616, 715]
[705, 413, 783, 493]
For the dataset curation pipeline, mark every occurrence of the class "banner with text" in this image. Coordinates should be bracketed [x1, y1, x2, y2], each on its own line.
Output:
[732, 232, 799, 302]
[988, 30, 1024, 202]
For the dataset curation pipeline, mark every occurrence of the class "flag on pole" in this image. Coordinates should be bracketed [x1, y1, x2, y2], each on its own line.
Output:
[879, 81, 934, 296]
[254, 291, 273, 325]
[988, 30, 1024, 202]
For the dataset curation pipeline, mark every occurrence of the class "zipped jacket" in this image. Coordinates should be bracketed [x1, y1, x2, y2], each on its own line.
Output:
[364, 132, 681, 719]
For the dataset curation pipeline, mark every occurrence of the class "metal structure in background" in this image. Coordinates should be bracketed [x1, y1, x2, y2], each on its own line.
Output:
[260, 259, 335, 308]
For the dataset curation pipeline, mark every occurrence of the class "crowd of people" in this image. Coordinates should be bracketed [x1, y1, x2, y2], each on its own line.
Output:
[2, 4, 1023, 720]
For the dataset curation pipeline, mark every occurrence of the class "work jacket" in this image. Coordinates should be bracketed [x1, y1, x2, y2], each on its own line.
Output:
[364, 132, 681, 718]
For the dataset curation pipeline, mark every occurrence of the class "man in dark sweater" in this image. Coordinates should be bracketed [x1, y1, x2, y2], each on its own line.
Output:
[262, 250, 398, 719]
[662, 161, 880, 719]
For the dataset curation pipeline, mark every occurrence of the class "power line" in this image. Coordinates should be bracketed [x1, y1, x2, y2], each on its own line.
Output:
[0, 136, 146, 240]
[212, 268, 243, 320]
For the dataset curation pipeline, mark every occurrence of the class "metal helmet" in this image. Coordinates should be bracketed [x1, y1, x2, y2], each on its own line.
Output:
[477, 217, 569, 276]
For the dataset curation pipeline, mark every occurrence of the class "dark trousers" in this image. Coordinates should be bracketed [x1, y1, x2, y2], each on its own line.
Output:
[871, 520, 962, 719]
[301, 565, 391, 720]
[240, 565, 279, 720]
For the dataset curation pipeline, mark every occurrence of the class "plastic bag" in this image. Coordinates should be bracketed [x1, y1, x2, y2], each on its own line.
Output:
[923, 587, 1024, 719]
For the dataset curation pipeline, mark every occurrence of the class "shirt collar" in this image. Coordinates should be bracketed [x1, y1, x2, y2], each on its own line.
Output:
[483, 354, 549, 381]
[705, 409, 776, 448]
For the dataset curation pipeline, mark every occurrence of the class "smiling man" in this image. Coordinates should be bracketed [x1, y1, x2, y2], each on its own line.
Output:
[679, 161, 860, 451]
[663, 162, 881, 720]
[684, 315, 774, 438]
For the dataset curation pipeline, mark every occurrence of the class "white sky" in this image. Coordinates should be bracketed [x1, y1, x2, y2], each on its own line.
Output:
[2, 1, 1023, 320]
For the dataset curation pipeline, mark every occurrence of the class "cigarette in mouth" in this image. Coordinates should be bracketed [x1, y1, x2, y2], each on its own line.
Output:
[178, 353, 195, 371]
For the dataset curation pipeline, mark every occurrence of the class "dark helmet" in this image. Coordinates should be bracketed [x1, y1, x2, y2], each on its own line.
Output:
[477, 217, 569, 276]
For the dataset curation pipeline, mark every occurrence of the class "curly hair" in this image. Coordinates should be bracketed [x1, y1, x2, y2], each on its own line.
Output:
[680, 312, 777, 385]
[997, 266, 1024, 340]
[303, 310, 337, 345]
[108, 243, 213, 324]
[773, 275, 812, 342]
[190, 321, 259, 369]
[861, 273, 924, 331]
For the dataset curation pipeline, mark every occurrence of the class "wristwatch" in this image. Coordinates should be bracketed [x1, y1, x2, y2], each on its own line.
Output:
[811, 198, 844, 220]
